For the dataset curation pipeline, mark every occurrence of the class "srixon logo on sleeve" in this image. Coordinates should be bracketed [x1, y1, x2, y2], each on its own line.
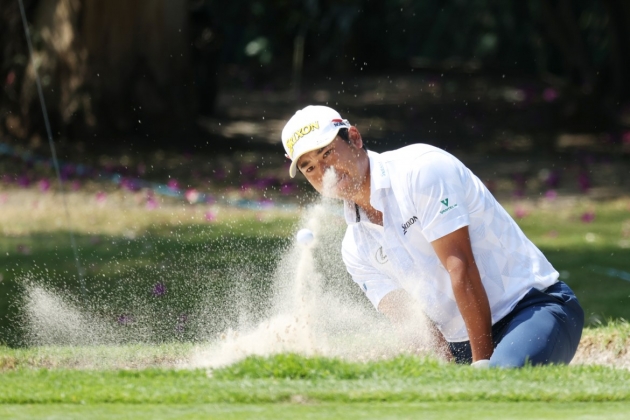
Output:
[401, 216, 418, 235]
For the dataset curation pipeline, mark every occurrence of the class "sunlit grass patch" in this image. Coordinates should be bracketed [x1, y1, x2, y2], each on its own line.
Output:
[0, 354, 629, 405]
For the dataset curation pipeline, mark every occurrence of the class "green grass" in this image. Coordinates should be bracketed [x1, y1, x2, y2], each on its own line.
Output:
[2, 402, 629, 420]
[1, 354, 629, 404]
[506, 198, 630, 322]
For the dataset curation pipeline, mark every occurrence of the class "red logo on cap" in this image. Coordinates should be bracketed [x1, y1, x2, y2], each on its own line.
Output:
[331, 119, 343, 122]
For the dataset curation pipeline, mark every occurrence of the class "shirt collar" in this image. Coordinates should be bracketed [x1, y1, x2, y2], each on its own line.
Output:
[343, 150, 391, 224]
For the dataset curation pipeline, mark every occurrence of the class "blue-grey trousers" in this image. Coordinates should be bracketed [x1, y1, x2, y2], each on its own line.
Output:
[448, 281, 584, 367]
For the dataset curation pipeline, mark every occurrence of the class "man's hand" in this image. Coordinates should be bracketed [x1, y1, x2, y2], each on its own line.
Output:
[431, 226, 494, 362]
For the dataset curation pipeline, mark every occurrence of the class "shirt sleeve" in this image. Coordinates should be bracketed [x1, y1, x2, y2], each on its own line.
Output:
[342, 230, 401, 309]
[410, 151, 471, 242]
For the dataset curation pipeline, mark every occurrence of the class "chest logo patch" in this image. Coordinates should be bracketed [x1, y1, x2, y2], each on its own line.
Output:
[375, 246, 389, 264]
[401, 216, 418, 235]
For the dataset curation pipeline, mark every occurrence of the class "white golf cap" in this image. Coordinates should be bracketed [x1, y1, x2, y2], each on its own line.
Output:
[281, 105, 351, 177]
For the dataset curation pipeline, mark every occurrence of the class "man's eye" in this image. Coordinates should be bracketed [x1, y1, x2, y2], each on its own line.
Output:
[305, 166, 314, 173]
[323, 149, 332, 158]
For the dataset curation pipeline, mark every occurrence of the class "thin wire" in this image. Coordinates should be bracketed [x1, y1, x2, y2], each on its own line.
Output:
[17, 0, 86, 297]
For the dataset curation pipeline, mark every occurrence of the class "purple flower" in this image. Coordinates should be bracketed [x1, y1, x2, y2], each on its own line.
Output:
[512, 173, 526, 198]
[117, 314, 134, 325]
[240, 164, 258, 179]
[578, 172, 591, 193]
[17, 175, 30, 188]
[545, 171, 560, 188]
[258, 198, 274, 209]
[167, 179, 179, 191]
[544, 189, 557, 201]
[280, 183, 296, 195]
[38, 179, 50, 193]
[581, 212, 595, 223]
[152, 282, 167, 297]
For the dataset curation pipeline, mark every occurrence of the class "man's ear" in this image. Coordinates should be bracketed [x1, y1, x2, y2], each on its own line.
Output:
[348, 126, 363, 149]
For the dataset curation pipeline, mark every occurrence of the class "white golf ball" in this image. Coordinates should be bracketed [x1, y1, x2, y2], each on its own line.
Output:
[296, 228, 314, 246]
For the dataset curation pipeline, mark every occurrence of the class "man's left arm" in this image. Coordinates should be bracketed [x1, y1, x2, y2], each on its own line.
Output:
[430, 226, 493, 362]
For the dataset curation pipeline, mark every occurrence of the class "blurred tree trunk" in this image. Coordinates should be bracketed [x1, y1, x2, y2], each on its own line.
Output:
[15, 0, 192, 142]
[19, 0, 90, 134]
[81, 0, 193, 136]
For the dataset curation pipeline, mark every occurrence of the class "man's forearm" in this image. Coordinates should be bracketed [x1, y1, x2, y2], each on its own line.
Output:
[451, 269, 493, 361]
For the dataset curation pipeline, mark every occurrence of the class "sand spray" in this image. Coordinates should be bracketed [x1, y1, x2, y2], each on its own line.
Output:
[20, 168, 436, 368]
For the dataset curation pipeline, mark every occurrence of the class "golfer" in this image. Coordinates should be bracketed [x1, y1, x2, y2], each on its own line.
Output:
[281, 105, 584, 368]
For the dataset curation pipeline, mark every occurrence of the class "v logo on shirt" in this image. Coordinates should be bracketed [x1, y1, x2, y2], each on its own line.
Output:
[441, 198, 449, 207]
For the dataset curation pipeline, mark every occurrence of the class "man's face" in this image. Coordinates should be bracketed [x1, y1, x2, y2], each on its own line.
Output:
[295, 127, 368, 200]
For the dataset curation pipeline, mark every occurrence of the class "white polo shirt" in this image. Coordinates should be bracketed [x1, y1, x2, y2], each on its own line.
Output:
[341, 145, 558, 342]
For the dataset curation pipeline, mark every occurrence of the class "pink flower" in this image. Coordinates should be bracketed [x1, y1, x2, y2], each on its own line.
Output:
[205, 211, 216, 222]
[71, 180, 81, 191]
[146, 196, 158, 210]
[0, 194, 7, 204]
[514, 206, 528, 219]
[167, 179, 179, 191]
[622, 131, 630, 145]
[581, 212, 595, 223]
[185, 189, 200, 203]
[547, 230, 559, 238]
[96, 191, 107, 204]
[38, 179, 51, 193]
